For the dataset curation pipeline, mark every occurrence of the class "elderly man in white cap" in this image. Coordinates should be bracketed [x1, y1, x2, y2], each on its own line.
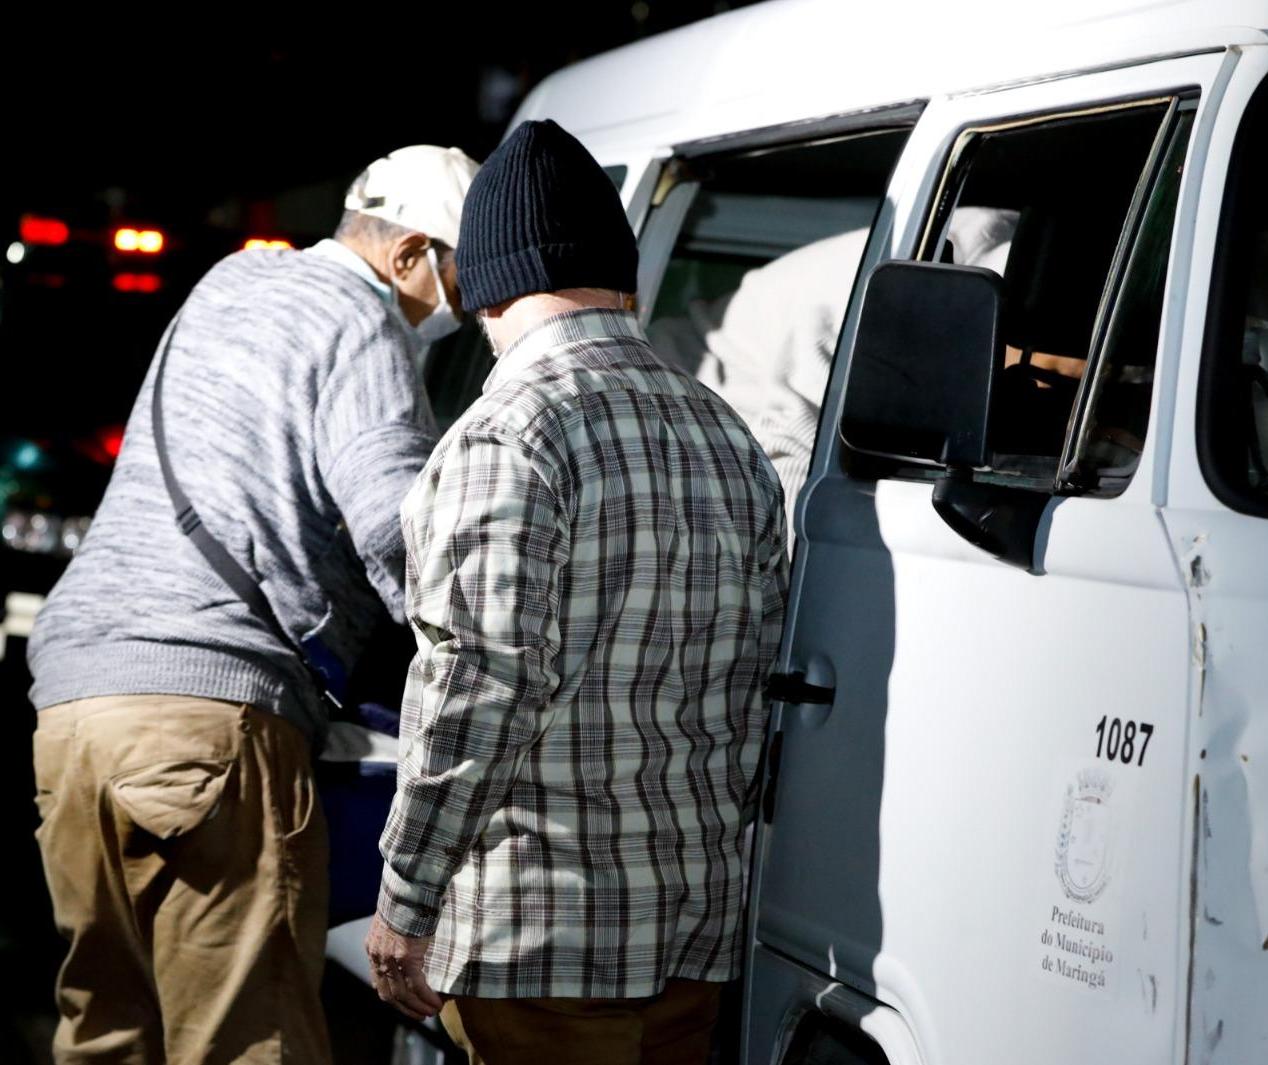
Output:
[26, 144, 478, 1065]
[315, 146, 480, 358]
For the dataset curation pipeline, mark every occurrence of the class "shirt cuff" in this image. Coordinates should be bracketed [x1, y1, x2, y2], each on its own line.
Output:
[377, 865, 445, 938]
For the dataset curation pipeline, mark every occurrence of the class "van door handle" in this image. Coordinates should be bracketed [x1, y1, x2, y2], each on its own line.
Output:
[765, 670, 835, 705]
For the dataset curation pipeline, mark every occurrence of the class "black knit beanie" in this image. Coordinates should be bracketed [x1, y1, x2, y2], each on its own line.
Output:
[456, 119, 639, 312]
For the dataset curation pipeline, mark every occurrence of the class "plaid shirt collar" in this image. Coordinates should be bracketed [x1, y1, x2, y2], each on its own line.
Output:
[483, 308, 647, 395]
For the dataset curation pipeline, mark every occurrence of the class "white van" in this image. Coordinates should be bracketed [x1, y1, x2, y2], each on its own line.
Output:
[504, 2, 1268, 1063]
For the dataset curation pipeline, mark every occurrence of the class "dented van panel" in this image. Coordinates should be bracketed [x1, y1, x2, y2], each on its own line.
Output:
[1164, 512, 1268, 1064]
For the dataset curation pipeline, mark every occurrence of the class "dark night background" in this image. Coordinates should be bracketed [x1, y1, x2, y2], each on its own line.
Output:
[0, 5, 755, 1064]
[3, 5, 751, 241]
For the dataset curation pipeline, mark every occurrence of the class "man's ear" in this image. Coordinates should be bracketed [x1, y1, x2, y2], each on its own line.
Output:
[389, 231, 432, 281]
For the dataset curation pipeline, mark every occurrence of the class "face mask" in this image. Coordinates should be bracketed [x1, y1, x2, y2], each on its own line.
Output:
[410, 245, 462, 346]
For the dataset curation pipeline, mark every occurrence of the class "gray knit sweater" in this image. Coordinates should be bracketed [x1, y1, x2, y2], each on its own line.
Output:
[27, 247, 437, 744]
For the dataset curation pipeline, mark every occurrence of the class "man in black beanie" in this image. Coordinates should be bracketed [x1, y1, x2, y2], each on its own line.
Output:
[366, 118, 789, 1064]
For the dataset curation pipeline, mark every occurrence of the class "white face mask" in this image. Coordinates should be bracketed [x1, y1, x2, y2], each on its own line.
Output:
[409, 245, 462, 346]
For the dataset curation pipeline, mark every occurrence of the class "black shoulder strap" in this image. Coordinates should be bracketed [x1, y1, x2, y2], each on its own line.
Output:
[150, 315, 342, 712]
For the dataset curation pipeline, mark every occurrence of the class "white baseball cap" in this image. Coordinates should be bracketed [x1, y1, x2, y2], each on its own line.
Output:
[344, 145, 481, 249]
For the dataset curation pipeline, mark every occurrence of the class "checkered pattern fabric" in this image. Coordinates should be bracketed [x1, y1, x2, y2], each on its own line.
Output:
[379, 308, 788, 998]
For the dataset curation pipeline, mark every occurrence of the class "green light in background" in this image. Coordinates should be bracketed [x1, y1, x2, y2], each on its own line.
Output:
[12, 441, 43, 470]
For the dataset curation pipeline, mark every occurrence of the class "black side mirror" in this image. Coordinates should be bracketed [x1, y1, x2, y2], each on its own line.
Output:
[840, 259, 1048, 572]
[841, 260, 1002, 466]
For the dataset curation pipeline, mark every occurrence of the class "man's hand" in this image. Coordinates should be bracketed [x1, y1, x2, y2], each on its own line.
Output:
[364, 913, 443, 1021]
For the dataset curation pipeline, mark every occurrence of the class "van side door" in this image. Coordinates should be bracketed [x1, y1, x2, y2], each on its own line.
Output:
[746, 50, 1235, 1065]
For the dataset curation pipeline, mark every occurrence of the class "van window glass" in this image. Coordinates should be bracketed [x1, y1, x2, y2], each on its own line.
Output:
[921, 105, 1171, 484]
[603, 165, 628, 191]
[1070, 110, 1195, 494]
[1199, 74, 1268, 515]
[644, 127, 911, 514]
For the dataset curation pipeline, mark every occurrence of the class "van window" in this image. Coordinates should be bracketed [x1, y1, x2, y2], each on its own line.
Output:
[1068, 108, 1194, 494]
[1199, 74, 1268, 516]
[642, 126, 913, 512]
[907, 100, 1187, 492]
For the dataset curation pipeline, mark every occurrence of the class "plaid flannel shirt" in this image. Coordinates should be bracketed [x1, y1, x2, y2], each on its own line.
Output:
[378, 308, 788, 998]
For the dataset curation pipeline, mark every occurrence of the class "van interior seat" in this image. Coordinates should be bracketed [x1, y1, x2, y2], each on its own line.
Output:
[986, 203, 1120, 458]
[1001, 205, 1117, 362]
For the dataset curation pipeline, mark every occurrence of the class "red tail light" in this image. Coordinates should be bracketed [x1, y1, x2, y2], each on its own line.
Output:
[100, 426, 125, 459]
[113, 272, 163, 293]
[20, 215, 70, 246]
[77, 424, 127, 465]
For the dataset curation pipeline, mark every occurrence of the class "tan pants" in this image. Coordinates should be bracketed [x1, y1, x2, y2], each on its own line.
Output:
[33, 695, 332, 1065]
[440, 979, 722, 1065]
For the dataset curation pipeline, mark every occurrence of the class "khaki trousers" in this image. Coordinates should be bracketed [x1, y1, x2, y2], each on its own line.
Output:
[440, 979, 722, 1065]
[33, 695, 332, 1065]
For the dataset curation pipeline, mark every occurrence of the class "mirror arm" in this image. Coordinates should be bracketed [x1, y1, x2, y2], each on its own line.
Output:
[931, 467, 1049, 572]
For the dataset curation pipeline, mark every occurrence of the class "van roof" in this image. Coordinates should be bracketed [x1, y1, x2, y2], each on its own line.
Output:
[512, 0, 1268, 158]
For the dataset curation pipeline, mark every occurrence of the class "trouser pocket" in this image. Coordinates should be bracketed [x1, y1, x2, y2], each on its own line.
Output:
[73, 697, 247, 840]
[110, 759, 235, 839]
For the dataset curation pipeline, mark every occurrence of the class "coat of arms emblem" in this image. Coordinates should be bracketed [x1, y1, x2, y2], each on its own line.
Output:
[1055, 768, 1114, 904]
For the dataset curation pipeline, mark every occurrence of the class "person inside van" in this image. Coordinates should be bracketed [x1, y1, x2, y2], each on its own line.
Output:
[649, 202, 1095, 514]
[647, 206, 1063, 521]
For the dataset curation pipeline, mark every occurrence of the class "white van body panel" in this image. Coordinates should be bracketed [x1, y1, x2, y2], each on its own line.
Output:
[512, 0, 1265, 157]
[1154, 46, 1268, 1065]
[514, 4, 1268, 1063]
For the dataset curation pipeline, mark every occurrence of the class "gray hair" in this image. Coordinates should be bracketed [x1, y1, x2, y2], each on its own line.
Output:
[333, 209, 414, 246]
[334, 165, 416, 245]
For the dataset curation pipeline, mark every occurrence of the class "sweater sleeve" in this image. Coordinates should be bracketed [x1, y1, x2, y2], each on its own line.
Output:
[315, 319, 438, 622]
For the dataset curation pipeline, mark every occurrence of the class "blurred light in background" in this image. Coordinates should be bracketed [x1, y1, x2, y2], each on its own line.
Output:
[99, 426, 124, 460]
[6, 242, 25, 264]
[1, 509, 93, 557]
[112, 272, 163, 293]
[19, 215, 70, 246]
[11, 441, 44, 471]
[113, 227, 165, 253]
[243, 238, 292, 250]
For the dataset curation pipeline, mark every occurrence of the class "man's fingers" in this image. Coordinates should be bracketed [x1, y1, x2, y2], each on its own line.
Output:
[392, 966, 441, 1019]
[370, 957, 438, 1021]
[370, 963, 392, 1002]
[404, 969, 444, 1014]
[378, 967, 406, 1005]
[381, 967, 435, 1021]
[364, 916, 440, 1019]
